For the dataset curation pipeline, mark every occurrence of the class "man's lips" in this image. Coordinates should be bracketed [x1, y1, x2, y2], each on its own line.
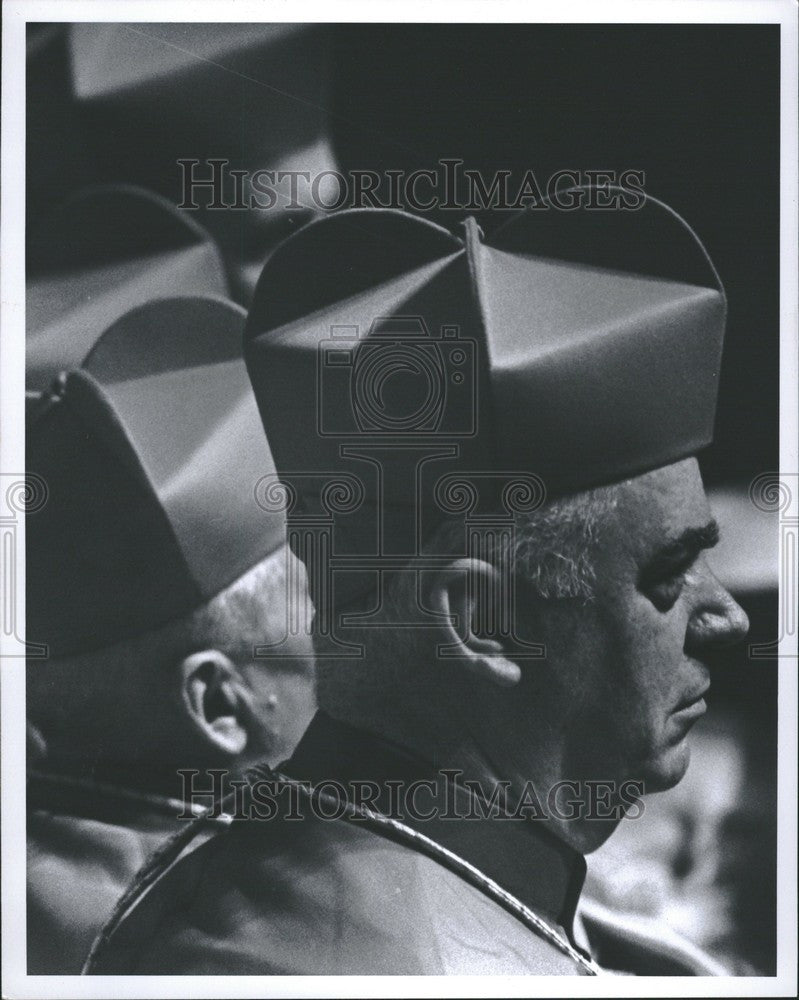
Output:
[674, 681, 711, 714]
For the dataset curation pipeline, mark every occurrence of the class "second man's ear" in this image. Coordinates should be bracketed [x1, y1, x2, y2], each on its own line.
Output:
[427, 558, 522, 688]
[178, 650, 249, 757]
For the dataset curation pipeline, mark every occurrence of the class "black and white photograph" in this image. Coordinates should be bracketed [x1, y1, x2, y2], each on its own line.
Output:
[1, 3, 797, 996]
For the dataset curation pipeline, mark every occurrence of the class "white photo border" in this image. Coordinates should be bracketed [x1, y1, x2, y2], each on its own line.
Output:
[2, 2, 796, 997]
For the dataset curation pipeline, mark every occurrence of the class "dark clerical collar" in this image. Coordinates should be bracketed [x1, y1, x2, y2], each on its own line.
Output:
[282, 711, 586, 940]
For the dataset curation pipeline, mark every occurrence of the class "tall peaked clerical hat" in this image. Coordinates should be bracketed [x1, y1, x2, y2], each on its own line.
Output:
[244, 187, 726, 613]
[27, 296, 286, 658]
[26, 185, 228, 393]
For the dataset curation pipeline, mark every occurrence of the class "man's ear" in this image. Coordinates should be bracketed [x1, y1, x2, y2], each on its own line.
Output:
[177, 650, 249, 757]
[427, 558, 522, 687]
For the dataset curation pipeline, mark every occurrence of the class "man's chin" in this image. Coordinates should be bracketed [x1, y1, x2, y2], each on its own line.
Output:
[638, 740, 692, 792]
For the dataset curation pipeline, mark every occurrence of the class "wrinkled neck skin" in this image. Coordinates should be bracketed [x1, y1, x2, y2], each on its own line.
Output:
[441, 727, 626, 855]
[318, 657, 625, 856]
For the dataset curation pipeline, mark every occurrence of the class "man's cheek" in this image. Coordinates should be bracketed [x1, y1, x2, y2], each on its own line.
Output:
[626, 586, 690, 641]
[615, 596, 687, 693]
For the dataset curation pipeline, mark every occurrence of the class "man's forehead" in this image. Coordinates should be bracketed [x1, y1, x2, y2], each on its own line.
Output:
[611, 458, 712, 554]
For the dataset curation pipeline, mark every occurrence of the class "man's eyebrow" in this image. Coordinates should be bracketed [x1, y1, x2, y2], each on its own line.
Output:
[639, 519, 720, 582]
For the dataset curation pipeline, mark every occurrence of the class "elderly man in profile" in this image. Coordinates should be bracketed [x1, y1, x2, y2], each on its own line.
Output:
[86, 191, 749, 976]
[26, 296, 315, 975]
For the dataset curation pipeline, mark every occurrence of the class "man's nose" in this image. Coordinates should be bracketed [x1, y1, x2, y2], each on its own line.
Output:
[687, 568, 750, 649]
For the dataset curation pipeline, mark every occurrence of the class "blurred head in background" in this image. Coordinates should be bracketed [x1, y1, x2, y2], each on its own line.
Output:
[26, 296, 316, 793]
[27, 546, 314, 787]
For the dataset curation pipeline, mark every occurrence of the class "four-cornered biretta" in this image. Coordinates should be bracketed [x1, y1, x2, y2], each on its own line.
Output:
[243, 186, 727, 611]
[26, 296, 285, 658]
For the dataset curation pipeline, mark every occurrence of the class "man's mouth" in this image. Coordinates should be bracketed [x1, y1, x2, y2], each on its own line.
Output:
[674, 681, 711, 716]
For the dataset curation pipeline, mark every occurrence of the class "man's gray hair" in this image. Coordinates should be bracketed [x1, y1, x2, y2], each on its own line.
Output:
[380, 480, 621, 629]
[512, 485, 620, 599]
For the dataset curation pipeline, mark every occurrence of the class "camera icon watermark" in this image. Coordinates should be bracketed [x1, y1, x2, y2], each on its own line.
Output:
[317, 317, 477, 438]
[253, 308, 549, 661]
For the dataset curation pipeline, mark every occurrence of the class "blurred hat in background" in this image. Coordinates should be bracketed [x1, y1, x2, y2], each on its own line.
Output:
[27, 295, 285, 657]
[27, 185, 228, 394]
[68, 23, 338, 301]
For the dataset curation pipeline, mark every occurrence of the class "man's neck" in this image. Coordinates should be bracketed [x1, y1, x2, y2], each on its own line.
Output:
[320, 701, 623, 855]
